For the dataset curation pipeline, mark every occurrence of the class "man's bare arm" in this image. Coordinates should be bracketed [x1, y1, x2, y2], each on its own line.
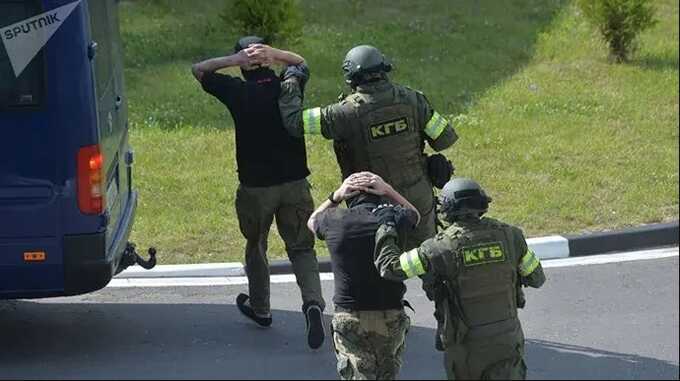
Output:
[191, 51, 249, 82]
[245, 44, 305, 66]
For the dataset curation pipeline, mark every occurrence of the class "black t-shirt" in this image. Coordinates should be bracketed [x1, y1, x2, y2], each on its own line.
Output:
[200, 67, 310, 187]
[315, 205, 406, 311]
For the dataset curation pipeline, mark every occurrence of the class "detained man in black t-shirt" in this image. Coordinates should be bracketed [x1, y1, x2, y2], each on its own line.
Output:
[191, 36, 325, 349]
[307, 171, 420, 379]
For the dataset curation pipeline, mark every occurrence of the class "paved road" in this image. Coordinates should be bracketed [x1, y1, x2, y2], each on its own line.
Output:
[1, 250, 678, 380]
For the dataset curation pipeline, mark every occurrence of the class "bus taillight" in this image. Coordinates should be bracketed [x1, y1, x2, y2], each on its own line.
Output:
[77, 144, 105, 215]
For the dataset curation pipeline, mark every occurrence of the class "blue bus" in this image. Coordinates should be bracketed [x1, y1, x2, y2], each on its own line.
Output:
[0, 0, 154, 299]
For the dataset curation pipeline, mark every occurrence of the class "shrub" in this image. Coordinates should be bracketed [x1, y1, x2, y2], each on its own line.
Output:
[577, 0, 657, 63]
[222, 0, 303, 43]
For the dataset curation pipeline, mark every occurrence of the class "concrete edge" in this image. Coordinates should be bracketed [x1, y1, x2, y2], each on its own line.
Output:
[115, 263, 244, 279]
[117, 221, 679, 278]
[527, 235, 570, 260]
[271, 222, 678, 275]
[564, 221, 679, 257]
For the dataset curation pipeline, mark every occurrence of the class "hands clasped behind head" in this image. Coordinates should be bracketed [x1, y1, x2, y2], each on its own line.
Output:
[345, 172, 391, 196]
[244, 43, 273, 66]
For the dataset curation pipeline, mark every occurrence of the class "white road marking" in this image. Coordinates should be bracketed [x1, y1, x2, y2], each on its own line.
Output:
[108, 272, 335, 288]
[115, 263, 244, 279]
[541, 246, 678, 268]
[106, 247, 678, 288]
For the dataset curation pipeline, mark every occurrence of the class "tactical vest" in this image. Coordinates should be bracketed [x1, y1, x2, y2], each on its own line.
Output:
[333, 84, 428, 192]
[439, 223, 519, 330]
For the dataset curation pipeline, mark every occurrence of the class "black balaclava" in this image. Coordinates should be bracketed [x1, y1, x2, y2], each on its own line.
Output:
[346, 192, 384, 209]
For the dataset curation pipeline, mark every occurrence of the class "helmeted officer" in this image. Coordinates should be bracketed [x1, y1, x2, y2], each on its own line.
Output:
[372, 178, 546, 380]
[274, 44, 458, 249]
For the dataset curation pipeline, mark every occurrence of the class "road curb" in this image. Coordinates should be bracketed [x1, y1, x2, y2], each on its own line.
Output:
[116, 221, 678, 279]
[115, 263, 244, 279]
[270, 221, 679, 275]
[564, 221, 679, 257]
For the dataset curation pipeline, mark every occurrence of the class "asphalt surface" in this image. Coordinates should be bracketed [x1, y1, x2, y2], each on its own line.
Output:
[0, 253, 678, 380]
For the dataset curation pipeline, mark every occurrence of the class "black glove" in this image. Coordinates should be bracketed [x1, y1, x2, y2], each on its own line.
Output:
[372, 204, 417, 231]
[281, 63, 310, 91]
[427, 154, 454, 189]
[395, 206, 417, 232]
[372, 204, 399, 227]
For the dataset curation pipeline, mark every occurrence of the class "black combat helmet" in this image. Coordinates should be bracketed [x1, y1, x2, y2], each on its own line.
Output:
[342, 45, 392, 86]
[439, 178, 492, 221]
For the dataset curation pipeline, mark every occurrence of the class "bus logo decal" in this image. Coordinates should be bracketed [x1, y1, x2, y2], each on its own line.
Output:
[0, 0, 82, 77]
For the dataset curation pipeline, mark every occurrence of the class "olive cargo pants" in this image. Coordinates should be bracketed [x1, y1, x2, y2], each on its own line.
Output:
[444, 321, 527, 380]
[235, 179, 325, 314]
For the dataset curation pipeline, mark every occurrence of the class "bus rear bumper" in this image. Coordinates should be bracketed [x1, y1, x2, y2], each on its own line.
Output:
[0, 193, 151, 299]
[63, 191, 138, 296]
[0, 232, 112, 299]
[63, 231, 110, 295]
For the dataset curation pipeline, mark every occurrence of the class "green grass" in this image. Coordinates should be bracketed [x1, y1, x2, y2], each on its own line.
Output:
[121, 0, 679, 264]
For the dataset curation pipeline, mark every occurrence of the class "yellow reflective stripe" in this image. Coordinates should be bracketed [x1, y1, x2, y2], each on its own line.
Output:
[424, 111, 448, 140]
[303, 107, 322, 135]
[519, 249, 540, 276]
[412, 250, 426, 276]
[399, 254, 415, 278]
[399, 249, 426, 278]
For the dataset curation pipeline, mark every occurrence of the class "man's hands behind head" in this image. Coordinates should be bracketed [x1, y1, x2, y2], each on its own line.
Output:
[346, 172, 394, 196]
[243, 44, 276, 66]
[333, 172, 392, 203]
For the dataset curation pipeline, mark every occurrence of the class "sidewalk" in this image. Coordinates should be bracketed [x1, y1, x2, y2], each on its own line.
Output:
[116, 221, 679, 279]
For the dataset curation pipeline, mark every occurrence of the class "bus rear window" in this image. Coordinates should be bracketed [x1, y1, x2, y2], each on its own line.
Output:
[0, 0, 44, 108]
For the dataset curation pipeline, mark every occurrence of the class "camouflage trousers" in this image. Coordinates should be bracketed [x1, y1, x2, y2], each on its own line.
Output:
[235, 179, 325, 314]
[331, 309, 410, 380]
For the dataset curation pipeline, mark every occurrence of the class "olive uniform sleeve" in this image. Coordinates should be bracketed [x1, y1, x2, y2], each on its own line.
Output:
[279, 79, 306, 139]
[416, 233, 457, 302]
[374, 224, 454, 283]
[416, 92, 459, 152]
[311, 102, 346, 140]
[279, 79, 344, 140]
[513, 227, 546, 288]
[374, 225, 431, 282]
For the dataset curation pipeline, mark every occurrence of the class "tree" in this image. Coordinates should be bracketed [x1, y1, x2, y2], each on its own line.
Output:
[223, 0, 302, 43]
[577, 0, 657, 63]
